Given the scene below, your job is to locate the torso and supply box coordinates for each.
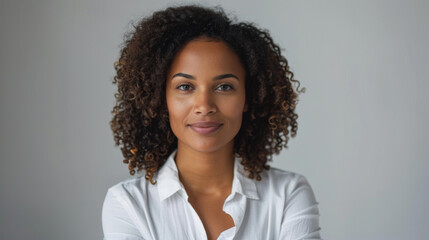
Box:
[187,192,235,240]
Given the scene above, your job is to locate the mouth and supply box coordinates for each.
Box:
[188,122,223,135]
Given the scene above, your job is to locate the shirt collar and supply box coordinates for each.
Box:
[156,149,260,201]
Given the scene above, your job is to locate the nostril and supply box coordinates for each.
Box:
[194,106,217,115]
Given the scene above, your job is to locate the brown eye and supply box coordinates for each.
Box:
[216,84,234,91]
[177,84,193,91]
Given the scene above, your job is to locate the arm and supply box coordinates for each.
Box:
[279,175,322,240]
[102,190,144,240]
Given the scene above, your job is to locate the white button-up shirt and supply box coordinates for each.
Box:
[102,150,322,240]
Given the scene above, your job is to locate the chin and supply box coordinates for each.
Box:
[181,138,233,153]
[189,142,225,153]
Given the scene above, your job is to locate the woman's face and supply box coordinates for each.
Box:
[166,38,247,153]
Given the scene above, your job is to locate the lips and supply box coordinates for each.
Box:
[188,121,223,135]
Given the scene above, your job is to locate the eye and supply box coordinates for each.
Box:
[216,84,234,91]
[176,84,193,91]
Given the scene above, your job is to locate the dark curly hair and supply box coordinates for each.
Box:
[111,5,304,184]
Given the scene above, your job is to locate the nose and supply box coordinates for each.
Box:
[193,89,217,116]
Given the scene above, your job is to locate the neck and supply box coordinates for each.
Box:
[175,141,235,195]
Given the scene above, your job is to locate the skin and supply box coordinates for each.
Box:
[166,37,247,240]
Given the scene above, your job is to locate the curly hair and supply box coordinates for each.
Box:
[111,5,304,184]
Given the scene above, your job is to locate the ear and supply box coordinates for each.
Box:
[243,102,248,112]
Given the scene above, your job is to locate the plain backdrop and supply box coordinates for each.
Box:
[1,0,428,239]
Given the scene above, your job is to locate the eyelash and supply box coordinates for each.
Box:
[176,83,234,92]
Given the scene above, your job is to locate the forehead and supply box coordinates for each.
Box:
[167,39,245,79]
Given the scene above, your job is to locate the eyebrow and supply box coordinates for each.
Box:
[171,73,239,81]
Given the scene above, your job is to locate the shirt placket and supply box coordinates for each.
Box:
[179,189,208,240]
[222,193,247,239]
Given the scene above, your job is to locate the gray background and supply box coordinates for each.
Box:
[1,0,428,239]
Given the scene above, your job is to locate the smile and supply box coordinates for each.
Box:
[188,122,223,135]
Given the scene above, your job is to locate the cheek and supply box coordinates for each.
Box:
[221,97,245,123]
[166,96,188,129]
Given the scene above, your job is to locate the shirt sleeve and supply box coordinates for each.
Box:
[279,175,322,240]
[102,189,144,240]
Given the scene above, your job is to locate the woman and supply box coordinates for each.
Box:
[102,5,321,240]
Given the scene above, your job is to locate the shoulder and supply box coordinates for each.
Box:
[262,169,322,238]
[261,167,310,189]
[103,173,161,216]
[258,167,317,203]
[107,173,146,194]
[102,174,160,239]
[105,173,158,203]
